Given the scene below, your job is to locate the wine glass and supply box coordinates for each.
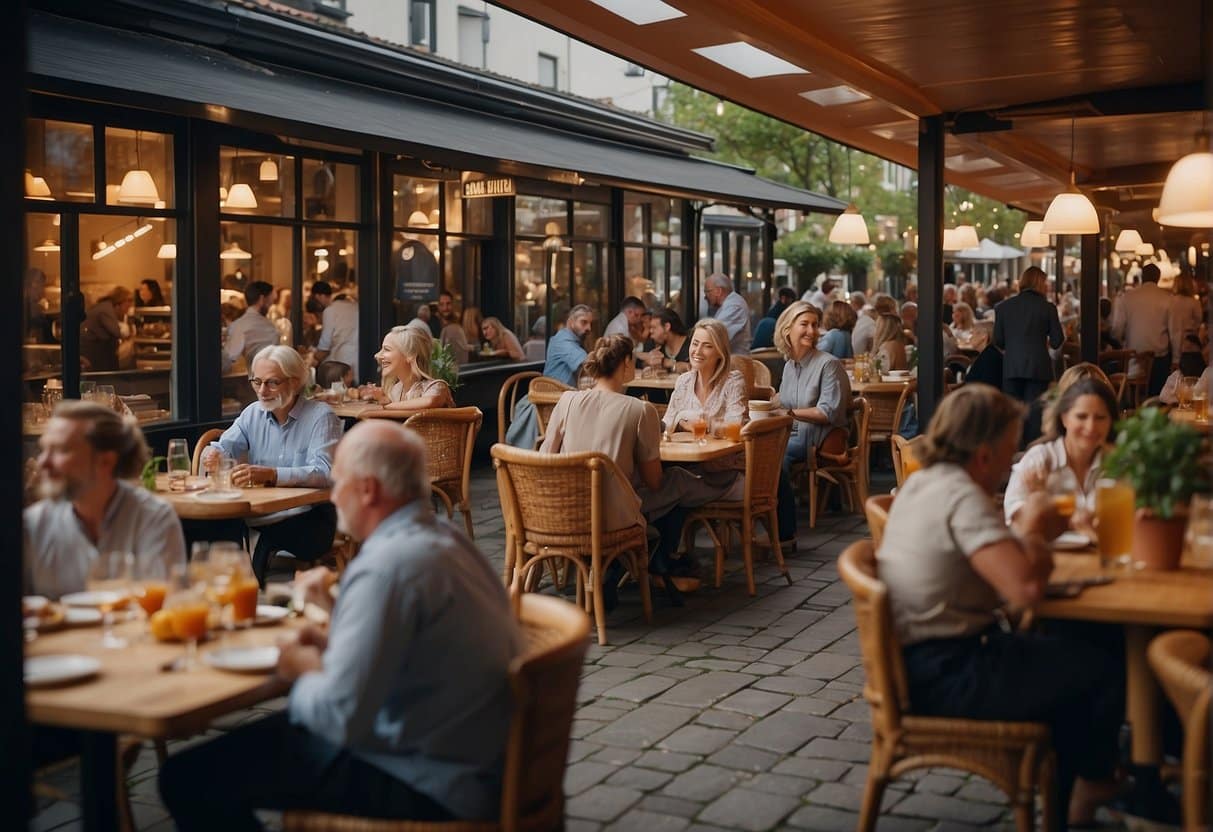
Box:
[132,558,169,640]
[88,551,134,648]
[167,438,190,492]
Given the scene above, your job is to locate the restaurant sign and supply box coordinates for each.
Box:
[463,175,515,199]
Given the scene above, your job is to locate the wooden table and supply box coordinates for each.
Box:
[850,378,911,395]
[1168,408,1211,434]
[329,401,380,420]
[156,474,330,520]
[626,374,682,391]
[27,617,297,831]
[1038,551,1213,768]
[659,434,742,463]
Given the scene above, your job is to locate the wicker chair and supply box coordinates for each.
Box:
[497,371,541,445]
[191,428,224,475]
[864,494,893,549]
[1147,630,1211,832]
[404,407,483,539]
[684,415,794,596]
[864,381,915,462]
[526,377,573,445]
[491,444,651,645]
[890,434,924,488]
[283,593,591,832]
[838,540,1055,832]
[804,398,870,529]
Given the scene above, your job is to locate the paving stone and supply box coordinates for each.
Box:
[913,773,966,796]
[785,651,860,680]
[715,688,791,717]
[805,781,892,813]
[829,700,872,722]
[751,676,826,697]
[955,779,1008,805]
[601,674,680,703]
[797,737,872,763]
[568,740,604,762]
[698,787,800,831]
[695,709,753,730]
[603,809,690,832]
[638,794,704,819]
[652,666,702,681]
[587,703,698,749]
[684,658,748,672]
[893,793,1006,825]
[580,667,646,698]
[634,750,700,773]
[735,710,847,754]
[566,784,643,823]
[708,645,768,663]
[604,766,674,792]
[739,661,784,676]
[780,696,843,716]
[771,756,850,782]
[656,671,757,709]
[657,724,737,755]
[566,820,603,832]
[565,761,619,796]
[662,764,743,802]
[637,655,684,672]
[702,633,747,646]
[703,744,781,773]
[588,747,642,766]
[739,634,786,650]
[745,772,812,797]
[665,642,712,658]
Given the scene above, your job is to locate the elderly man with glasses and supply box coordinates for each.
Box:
[199,344,342,582]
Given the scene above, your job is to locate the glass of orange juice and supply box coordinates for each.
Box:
[686,410,708,445]
[1095,479,1135,570]
[132,559,169,643]
[166,587,210,670]
[1194,392,1208,422]
[721,421,743,442]
[1046,469,1079,521]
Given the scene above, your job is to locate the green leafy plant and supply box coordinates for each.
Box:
[775,237,837,295]
[1103,407,1209,519]
[838,247,873,284]
[430,340,461,391]
[141,455,165,491]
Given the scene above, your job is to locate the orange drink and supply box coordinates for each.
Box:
[722,421,742,442]
[1052,493,1077,518]
[1095,479,1134,568]
[1195,393,1208,422]
[135,582,167,616]
[691,418,708,441]
[169,602,210,641]
[230,579,259,625]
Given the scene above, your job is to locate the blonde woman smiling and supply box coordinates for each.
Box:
[366,325,454,412]
[663,319,746,436]
[480,316,525,361]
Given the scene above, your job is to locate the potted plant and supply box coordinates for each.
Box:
[1102,407,1209,569]
[430,340,461,392]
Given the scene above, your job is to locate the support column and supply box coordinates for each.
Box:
[1080,232,1100,364]
[1054,236,1066,301]
[916,115,945,427]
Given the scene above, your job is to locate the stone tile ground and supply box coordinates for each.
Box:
[32,467,1123,831]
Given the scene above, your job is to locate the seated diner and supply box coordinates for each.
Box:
[364,325,455,412]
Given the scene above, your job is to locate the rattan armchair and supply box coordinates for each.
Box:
[890,434,924,488]
[806,397,870,529]
[837,540,1055,832]
[864,494,893,549]
[864,381,915,463]
[404,407,483,539]
[497,371,541,445]
[491,444,651,645]
[526,377,573,446]
[1147,630,1210,832]
[684,415,794,596]
[283,593,591,832]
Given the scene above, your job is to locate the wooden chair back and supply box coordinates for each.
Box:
[739,415,793,511]
[1098,349,1133,376]
[498,371,541,445]
[837,540,910,741]
[1147,630,1211,831]
[864,494,894,549]
[750,360,773,389]
[405,408,482,531]
[890,434,924,487]
[527,377,573,439]
[191,428,224,475]
[864,382,911,438]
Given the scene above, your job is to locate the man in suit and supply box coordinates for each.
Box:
[993,266,1064,404]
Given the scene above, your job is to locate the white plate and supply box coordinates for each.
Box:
[195,489,244,502]
[25,654,101,687]
[203,645,279,673]
[881,374,911,383]
[255,605,289,625]
[63,607,103,626]
[1054,531,1093,550]
[60,590,125,608]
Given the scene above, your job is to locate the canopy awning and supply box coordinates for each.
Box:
[27,14,845,215]
[949,238,1028,262]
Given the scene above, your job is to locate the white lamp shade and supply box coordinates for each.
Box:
[1135,242,1155,256]
[1189,246,1198,267]
[25,172,52,200]
[954,225,980,250]
[219,186,228,202]
[407,210,431,227]
[942,228,961,251]
[1019,220,1050,248]
[1041,190,1100,235]
[33,238,60,252]
[156,243,177,259]
[225,183,258,210]
[1157,152,1213,228]
[117,169,160,204]
[259,158,279,181]
[828,206,870,245]
[219,242,252,260]
[1113,229,1143,252]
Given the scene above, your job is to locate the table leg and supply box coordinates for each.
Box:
[1124,625,1161,765]
[79,731,119,832]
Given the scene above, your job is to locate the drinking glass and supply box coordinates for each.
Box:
[1046,468,1079,522]
[165,582,210,671]
[1177,376,1197,410]
[211,455,236,494]
[166,438,190,492]
[1184,494,1213,568]
[686,410,708,445]
[88,550,133,648]
[210,546,258,630]
[97,384,117,410]
[1193,391,1208,422]
[79,380,97,400]
[1095,479,1135,570]
[721,420,743,442]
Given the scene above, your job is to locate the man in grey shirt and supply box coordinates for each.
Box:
[313,280,361,380]
[24,401,185,599]
[223,281,280,373]
[161,420,523,828]
[704,272,752,355]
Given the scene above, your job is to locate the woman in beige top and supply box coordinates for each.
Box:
[480,316,525,361]
[949,302,989,352]
[663,318,747,435]
[366,325,454,412]
[871,312,908,372]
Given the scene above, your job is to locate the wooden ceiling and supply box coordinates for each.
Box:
[492,0,1208,230]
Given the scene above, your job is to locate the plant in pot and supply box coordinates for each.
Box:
[1102,407,1210,570]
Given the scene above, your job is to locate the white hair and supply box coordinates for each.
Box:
[340,422,430,503]
[706,273,734,291]
[251,344,309,385]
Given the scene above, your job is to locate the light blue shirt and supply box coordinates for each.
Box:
[779,349,850,453]
[543,327,588,386]
[818,328,854,359]
[212,395,341,487]
[711,291,752,355]
[289,501,522,819]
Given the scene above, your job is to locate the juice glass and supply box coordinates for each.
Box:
[721,421,743,442]
[230,578,260,628]
[166,589,210,670]
[686,410,707,445]
[1095,479,1134,569]
[1194,392,1208,422]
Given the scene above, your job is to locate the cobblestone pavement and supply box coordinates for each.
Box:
[32,466,1121,831]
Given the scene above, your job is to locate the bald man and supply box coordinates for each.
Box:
[162,421,522,828]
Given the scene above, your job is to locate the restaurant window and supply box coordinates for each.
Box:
[23,114,182,434]
[622,191,688,312]
[458,9,487,69]
[701,213,766,322]
[409,0,436,51]
[220,146,296,219]
[538,53,558,90]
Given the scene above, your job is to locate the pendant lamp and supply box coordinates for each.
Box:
[953,224,980,250]
[942,228,961,252]
[156,243,177,259]
[259,158,279,182]
[33,238,60,252]
[1157,146,1213,228]
[1041,118,1099,235]
[828,149,870,245]
[219,242,252,260]
[407,210,431,228]
[1135,242,1155,257]
[1113,229,1144,252]
[25,171,53,200]
[1019,220,1050,248]
[224,148,258,210]
[117,131,161,205]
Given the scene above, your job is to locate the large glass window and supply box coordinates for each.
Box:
[622,191,688,312]
[23,213,64,418]
[26,119,94,203]
[220,146,295,218]
[105,128,175,209]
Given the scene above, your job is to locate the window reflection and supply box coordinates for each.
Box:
[304,159,359,221]
[391,231,438,323]
[24,213,64,401]
[515,195,567,236]
[394,175,441,228]
[26,119,94,203]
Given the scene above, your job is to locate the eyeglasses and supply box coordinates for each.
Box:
[249,377,286,391]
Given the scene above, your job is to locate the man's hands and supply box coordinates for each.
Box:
[293,566,337,615]
[199,446,220,473]
[1015,491,1069,542]
[231,464,276,487]
[276,625,327,682]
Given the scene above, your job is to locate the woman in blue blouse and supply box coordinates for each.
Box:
[817,300,856,360]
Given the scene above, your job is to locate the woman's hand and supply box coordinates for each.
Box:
[1021,464,1050,495]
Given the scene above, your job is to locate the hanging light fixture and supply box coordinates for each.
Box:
[1135,242,1155,257]
[942,228,962,251]
[953,224,980,250]
[407,210,431,227]
[715,100,725,116]
[828,148,870,245]
[1019,220,1050,248]
[1113,229,1144,252]
[1156,137,1213,227]
[259,157,279,182]
[1041,117,1099,235]
[156,243,177,259]
[219,241,252,260]
[33,238,60,252]
[117,130,161,205]
[25,170,53,200]
[224,147,258,210]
